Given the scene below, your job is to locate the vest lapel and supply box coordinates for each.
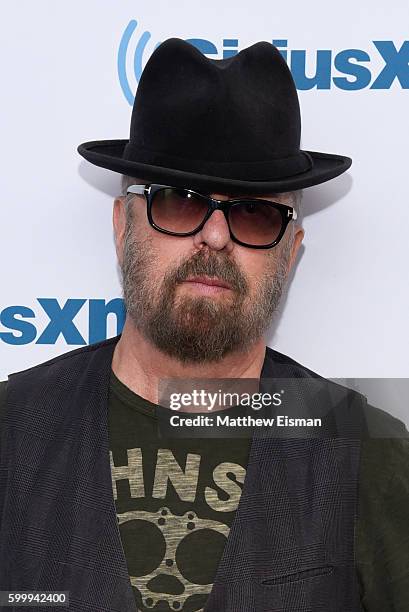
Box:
[1,335,137,612]
[204,346,364,612]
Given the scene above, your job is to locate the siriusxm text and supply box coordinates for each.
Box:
[0,299,125,345]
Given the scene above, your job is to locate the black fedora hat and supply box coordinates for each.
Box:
[78,38,351,195]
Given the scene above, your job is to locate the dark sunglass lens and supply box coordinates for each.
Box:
[229,201,283,246]
[150,188,209,233]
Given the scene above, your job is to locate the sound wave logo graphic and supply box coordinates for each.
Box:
[118,20,162,105]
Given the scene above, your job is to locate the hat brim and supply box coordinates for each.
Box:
[77,139,351,195]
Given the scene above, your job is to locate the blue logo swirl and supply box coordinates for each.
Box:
[118,20,162,105]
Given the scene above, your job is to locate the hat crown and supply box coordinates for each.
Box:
[125,38,301,166]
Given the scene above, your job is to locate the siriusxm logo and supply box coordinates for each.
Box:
[0,299,125,346]
[118,20,409,104]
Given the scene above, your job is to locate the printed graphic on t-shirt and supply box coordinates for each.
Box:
[110,445,248,612]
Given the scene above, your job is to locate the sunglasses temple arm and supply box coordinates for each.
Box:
[126,185,148,195]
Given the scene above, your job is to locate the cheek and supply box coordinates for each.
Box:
[150,234,195,275]
[239,249,270,278]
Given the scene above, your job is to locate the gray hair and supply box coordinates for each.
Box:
[121,175,146,209]
[120,174,303,223]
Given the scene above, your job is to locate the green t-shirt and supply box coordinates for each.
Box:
[109,371,250,612]
[1,376,409,612]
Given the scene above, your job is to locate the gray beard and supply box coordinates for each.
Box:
[120,215,291,364]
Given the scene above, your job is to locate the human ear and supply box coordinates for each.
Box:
[113,196,127,267]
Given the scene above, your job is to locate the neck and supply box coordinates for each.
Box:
[111,317,267,408]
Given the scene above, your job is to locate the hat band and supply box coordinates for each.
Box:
[122,143,313,181]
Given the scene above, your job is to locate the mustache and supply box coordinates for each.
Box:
[166,250,248,294]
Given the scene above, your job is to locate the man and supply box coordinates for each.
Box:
[0,38,408,612]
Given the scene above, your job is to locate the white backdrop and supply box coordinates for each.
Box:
[1,2,409,419]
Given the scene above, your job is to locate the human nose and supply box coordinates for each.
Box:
[192,196,234,252]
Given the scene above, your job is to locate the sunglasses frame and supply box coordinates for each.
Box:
[126,183,297,249]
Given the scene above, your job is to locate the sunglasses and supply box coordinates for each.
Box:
[126,183,297,249]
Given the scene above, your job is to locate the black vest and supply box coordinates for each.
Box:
[0,336,367,611]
